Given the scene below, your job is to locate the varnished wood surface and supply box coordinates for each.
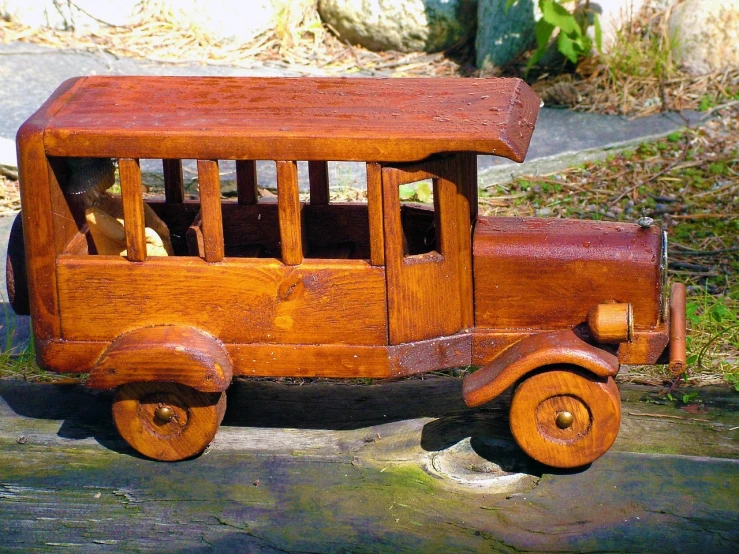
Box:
[509,369,621,468]
[463,330,619,408]
[308,161,329,205]
[235,160,258,205]
[16,77,87,340]
[473,217,663,331]
[112,382,226,461]
[366,163,385,266]
[382,156,474,344]
[119,158,147,262]
[276,160,303,265]
[40,76,539,162]
[669,282,687,374]
[87,326,233,392]
[162,159,184,204]
[196,159,225,262]
[56,256,388,345]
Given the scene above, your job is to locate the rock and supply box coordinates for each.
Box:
[0,0,277,44]
[668,0,739,75]
[160,0,277,44]
[0,138,17,169]
[318,0,477,52]
[0,0,139,31]
[592,0,647,51]
[476,0,537,68]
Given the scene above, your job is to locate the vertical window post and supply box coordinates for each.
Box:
[277,160,303,265]
[197,159,225,262]
[119,158,147,262]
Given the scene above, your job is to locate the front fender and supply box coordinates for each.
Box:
[86,326,233,392]
[463,330,619,407]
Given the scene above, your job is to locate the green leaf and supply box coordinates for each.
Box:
[542,1,580,35]
[593,13,603,53]
[415,181,433,203]
[557,33,580,64]
[682,392,699,404]
[398,184,416,201]
[534,18,556,49]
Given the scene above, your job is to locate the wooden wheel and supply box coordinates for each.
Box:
[6,212,30,315]
[509,368,621,469]
[112,382,226,461]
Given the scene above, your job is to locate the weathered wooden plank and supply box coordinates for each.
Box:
[0,380,737,552]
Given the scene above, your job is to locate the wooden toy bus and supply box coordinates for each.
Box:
[7,76,686,466]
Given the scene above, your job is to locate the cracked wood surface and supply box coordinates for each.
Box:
[0,378,738,552]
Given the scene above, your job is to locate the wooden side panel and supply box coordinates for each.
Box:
[16,77,88,340]
[229,343,391,378]
[197,159,225,262]
[163,159,185,204]
[276,160,303,265]
[308,161,329,205]
[366,163,385,267]
[382,156,472,344]
[235,160,258,205]
[119,158,147,262]
[473,217,663,330]
[57,257,388,345]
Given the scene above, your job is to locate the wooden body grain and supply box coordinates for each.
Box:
[56,256,388,345]
[41,77,539,163]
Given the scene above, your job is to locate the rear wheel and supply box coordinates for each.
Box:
[509,368,621,468]
[6,212,29,315]
[112,382,226,461]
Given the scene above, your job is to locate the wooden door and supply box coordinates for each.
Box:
[382,155,475,345]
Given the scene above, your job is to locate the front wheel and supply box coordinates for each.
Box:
[509,368,621,468]
[112,382,226,461]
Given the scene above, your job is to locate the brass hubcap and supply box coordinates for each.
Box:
[555,411,574,429]
[154,405,175,423]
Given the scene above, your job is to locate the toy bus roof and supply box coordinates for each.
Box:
[37,76,539,163]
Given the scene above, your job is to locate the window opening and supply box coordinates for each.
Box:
[399,178,439,257]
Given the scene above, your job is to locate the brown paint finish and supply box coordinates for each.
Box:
[56,256,388,345]
[42,77,538,162]
[473,217,663,330]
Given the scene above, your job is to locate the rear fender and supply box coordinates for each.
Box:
[86,326,233,392]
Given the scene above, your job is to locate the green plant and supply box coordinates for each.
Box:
[506,0,602,70]
[685,289,739,387]
[399,180,433,203]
